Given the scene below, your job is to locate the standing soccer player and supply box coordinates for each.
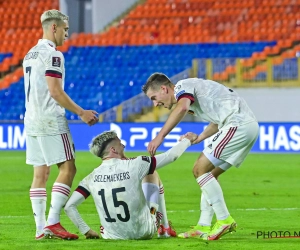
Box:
[23,10,98,240]
[64,131,196,239]
[142,73,259,240]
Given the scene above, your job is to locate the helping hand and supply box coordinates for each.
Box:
[80,110,98,126]
[147,136,164,156]
[179,132,199,144]
[85,229,100,239]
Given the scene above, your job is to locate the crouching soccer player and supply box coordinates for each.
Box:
[64,130,196,239]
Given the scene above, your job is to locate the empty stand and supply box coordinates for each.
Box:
[0,0,299,121]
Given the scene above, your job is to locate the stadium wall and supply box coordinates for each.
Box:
[1,122,299,153]
[157,88,300,123]
[59,0,139,34]
[235,88,300,122]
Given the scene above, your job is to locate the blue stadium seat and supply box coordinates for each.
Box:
[0,52,13,63]
[0,41,280,120]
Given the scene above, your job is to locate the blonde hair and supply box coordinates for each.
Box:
[40,9,68,28]
[89,131,118,158]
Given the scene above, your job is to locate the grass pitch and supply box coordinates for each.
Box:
[0,151,299,250]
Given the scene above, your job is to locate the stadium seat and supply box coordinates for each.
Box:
[0,0,299,120]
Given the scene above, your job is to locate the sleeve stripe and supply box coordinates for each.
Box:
[75,186,90,199]
[148,156,157,175]
[45,70,62,78]
[177,93,195,105]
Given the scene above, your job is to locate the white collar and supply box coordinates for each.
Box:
[38,39,56,49]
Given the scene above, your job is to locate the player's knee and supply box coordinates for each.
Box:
[33,168,50,183]
[143,171,159,186]
[71,165,77,176]
[192,163,201,178]
[192,161,207,178]
[66,165,77,178]
[59,161,77,176]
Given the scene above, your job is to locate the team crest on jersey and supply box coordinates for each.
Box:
[142,156,150,163]
[52,57,61,67]
[175,90,186,99]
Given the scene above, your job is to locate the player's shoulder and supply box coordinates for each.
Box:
[37,40,63,57]
[176,78,205,87]
[79,170,94,186]
[175,78,193,91]
[124,156,151,164]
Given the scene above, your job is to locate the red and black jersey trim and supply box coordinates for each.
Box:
[177,93,195,105]
[75,186,90,199]
[45,70,62,78]
[148,156,157,175]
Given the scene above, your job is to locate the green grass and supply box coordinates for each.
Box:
[0,151,300,250]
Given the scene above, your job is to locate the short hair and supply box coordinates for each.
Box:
[40,9,68,28]
[142,72,173,94]
[89,131,118,158]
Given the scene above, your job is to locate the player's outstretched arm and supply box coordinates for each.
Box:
[154,133,197,169]
[191,122,219,144]
[147,98,191,156]
[64,188,99,239]
[46,76,98,125]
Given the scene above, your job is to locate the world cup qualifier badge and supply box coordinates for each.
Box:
[52,57,61,67]
[142,156,150,163]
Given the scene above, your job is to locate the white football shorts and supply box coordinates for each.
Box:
[26,132,75,167]
[203,121,259,168]
[101,213,157,240]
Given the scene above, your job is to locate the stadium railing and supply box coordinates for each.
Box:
[193,55,300,88]
[98,69,190,122]
[98,53,300,122]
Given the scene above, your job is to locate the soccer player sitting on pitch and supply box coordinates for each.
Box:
[64,131,196,239]
[142,73,259,240]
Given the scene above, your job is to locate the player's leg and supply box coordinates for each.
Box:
[142,171,160,214]
[39,133,78,240]
[197,122,259,240]
[198,153,237,240]
[199,167,225,227]
[26,135,50,240]
[192,153,235,241]
[178,166,226,239]
[142,171,160,234]
[46,159,76,225]
[156,174,176,238]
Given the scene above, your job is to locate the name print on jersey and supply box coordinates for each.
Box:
[94,171,130,183]
[24,52,39,60]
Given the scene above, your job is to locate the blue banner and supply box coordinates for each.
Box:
[0,122,299,152]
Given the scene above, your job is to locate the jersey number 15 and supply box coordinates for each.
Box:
[98,187,130,223]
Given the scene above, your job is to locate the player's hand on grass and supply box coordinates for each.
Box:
[85,229,100,239]
[80,110,98,126]
[147,136,164,156]
[180,132,199,144]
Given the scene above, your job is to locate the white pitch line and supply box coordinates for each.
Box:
[168,208,300,213]
[236,208,300,211]
[0,208,299,219]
